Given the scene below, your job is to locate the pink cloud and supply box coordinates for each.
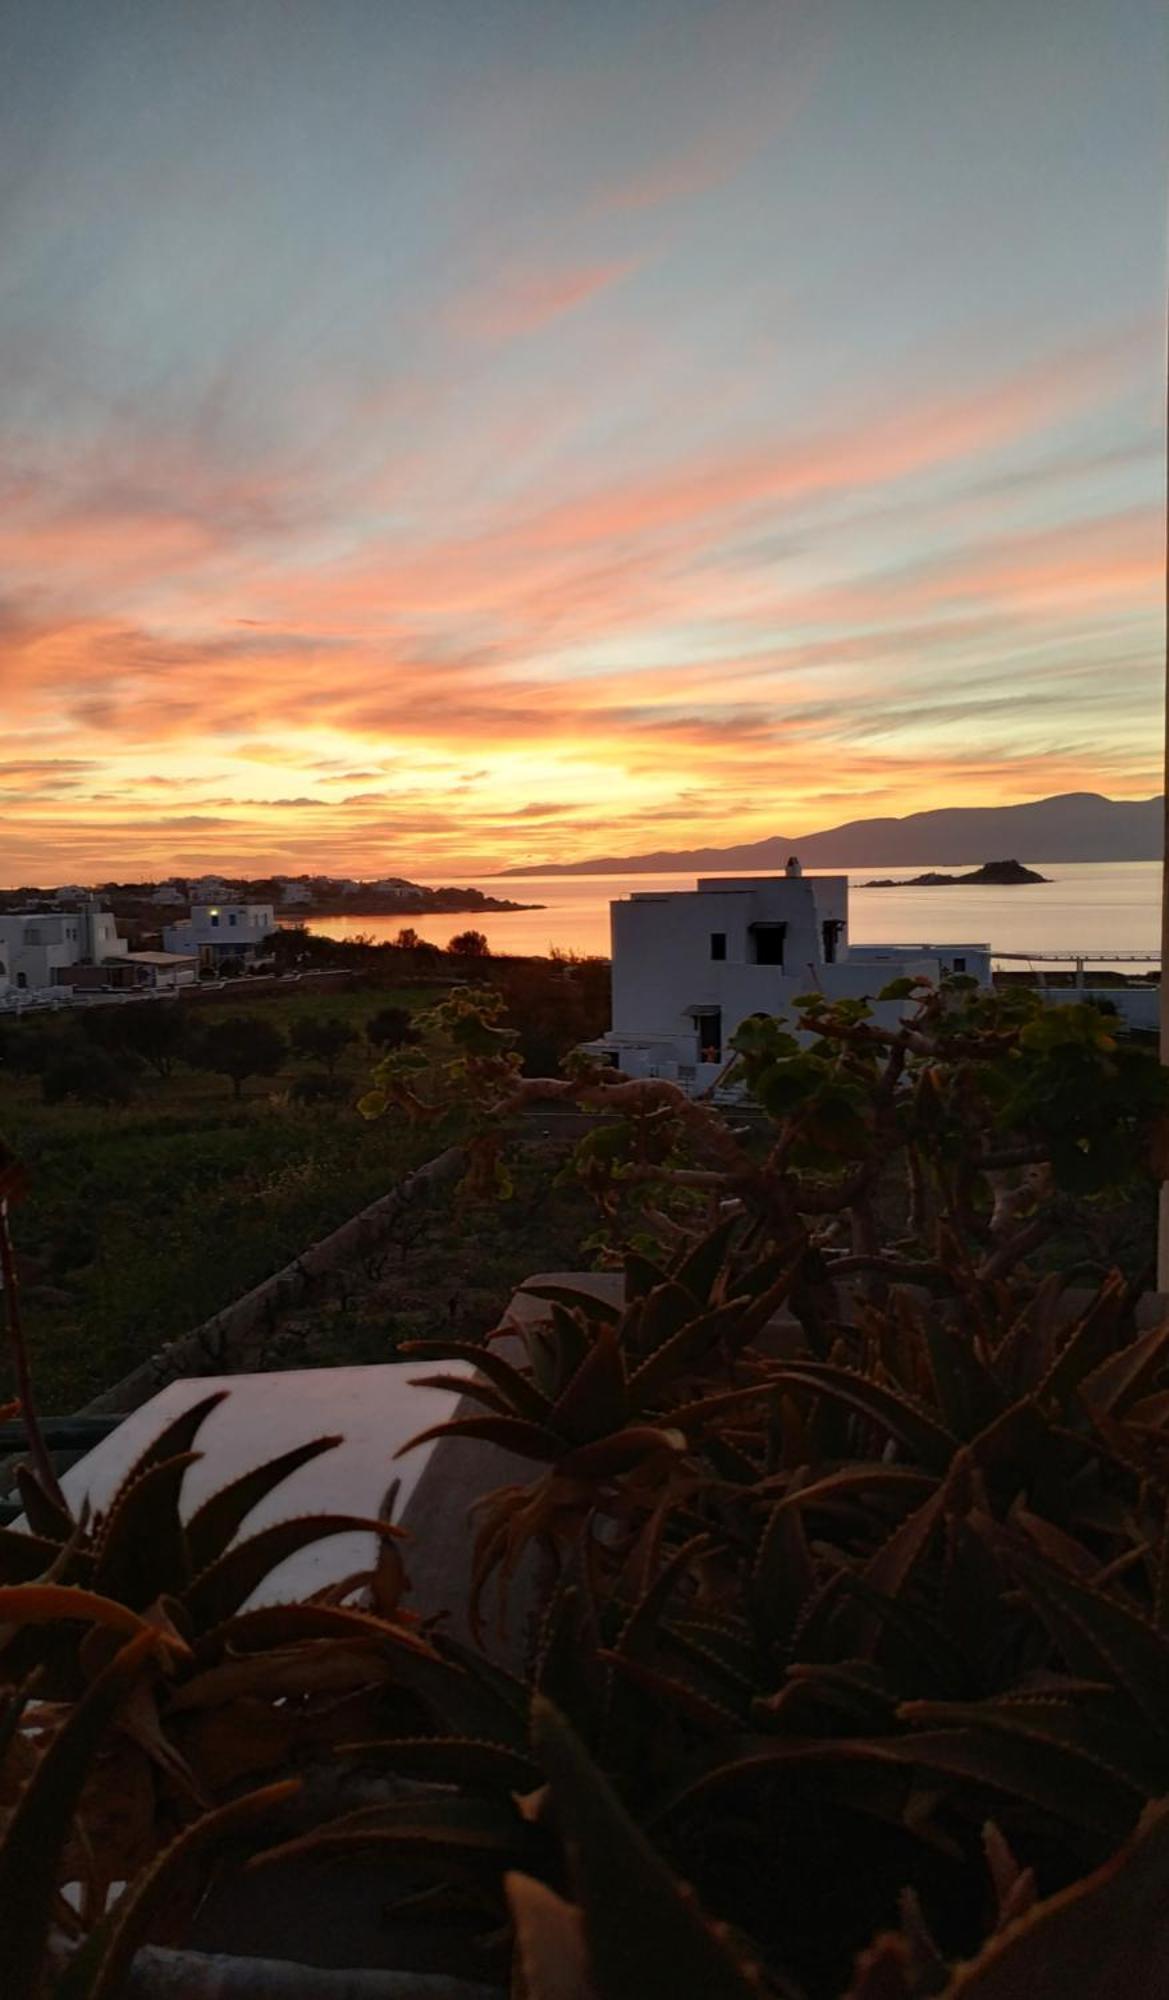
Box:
[449,258,639,340]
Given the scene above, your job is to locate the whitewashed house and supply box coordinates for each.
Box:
[581,862,990,1093]
[162,903,276,969]
[0,901,129,994]
[277,879,315,907]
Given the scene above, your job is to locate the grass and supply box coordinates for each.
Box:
[0,980,444,1410]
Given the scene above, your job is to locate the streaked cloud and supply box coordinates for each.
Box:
[0,0,1163,881]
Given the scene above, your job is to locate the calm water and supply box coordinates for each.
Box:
[302,861,1160,965]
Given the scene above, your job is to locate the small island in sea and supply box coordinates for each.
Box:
[863,859,1049,888]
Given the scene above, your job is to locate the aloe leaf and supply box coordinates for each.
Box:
[749,1478,815,1655]
[627,1295,768,1412]
[559,1426,686,1480]
[849,1487,948,1658]
[396,1412,567,1463]
[843,1930,916,1998]
[531,1696,762,2000]
[869,1725,1140,1841]
[551,1323,628,1445]
[91,1452,200,1608]
[0,1582,187,1648]
[673,1214,741,1306]
[942,1793,1169,1996]
[371,1642,531,1750]
[0,1628,161,2000]
[613,1532,711,1665]
[637,1279,711,1358]
[52,1778,298,2000]
[182,1434,343,1575]
[752,1463,936,1511]
[338,1734,540,1789]
[1035,1276,1129,1410]
[401,1337,555,1422]
[506,1870,594,2000]
[15,1466,76,1543]
[184,1513,404,1627]
[408,1370,517,1419]
[924,1320,1004,1437]
[1004,1544,1169,1749]
[766,1659,896,1732]
[0,1525,89,1585]
[903,1695,1165,1799]
[519,1281,623,1326]
[1078,1320,1169,1419]
[193,1598,436,1662]
[601,1649,746,1731]
[98,1390,228,1517]
[830,1573,972,1696]
[623,1247,669,1304]
[249,1791,535,1877]
[663,1620,763,1701]
[671,1367,958,1473]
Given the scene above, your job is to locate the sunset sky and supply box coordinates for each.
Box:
[2,0,1166,883]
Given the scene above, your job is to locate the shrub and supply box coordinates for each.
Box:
[41,1046,140,1106]
[448,928,490,957]
[188,1014,287,1098]
[365,1004,419,1051]
[288,1013,356,1074]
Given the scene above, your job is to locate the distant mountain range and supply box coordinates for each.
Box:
[499,793,1164,874]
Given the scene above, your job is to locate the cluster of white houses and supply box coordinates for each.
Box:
[0,867,1156,1051]
[0,900,277,1004]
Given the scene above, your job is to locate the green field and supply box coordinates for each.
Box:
[0,980,446,1410]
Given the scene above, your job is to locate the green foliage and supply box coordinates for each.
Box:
[188,1013,288,1098]
[365,1004,419,1051]
[41,1048,140,1108]
[288,1012,356,1074]
[81,1001,191,1077]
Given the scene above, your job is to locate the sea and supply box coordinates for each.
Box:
[297,860,1161,968]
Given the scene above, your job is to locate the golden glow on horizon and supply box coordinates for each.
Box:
[1,3,1163,884]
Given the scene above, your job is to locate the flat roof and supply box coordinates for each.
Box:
[120,951,198,964]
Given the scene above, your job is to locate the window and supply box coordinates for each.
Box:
[229,913,238,927]
[953,956,966,973]
[710,932,726,961]
[822,918,845,964]
[693,1009,722,1062]
[210,914,219,927]
[750,923,786,966]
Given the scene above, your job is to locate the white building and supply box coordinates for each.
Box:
[582,862,991,1092]
[0,902,129,994]
[162,903,276,968]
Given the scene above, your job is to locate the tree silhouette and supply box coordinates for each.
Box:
[190,1015,287,1099]
[448,929,490,958]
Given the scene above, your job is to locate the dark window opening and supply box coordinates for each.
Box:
[750,923,786,966]
[710,932,727,961]
[822,918,845,964]
[953,956,966,973]
[693,1009,722,1062]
